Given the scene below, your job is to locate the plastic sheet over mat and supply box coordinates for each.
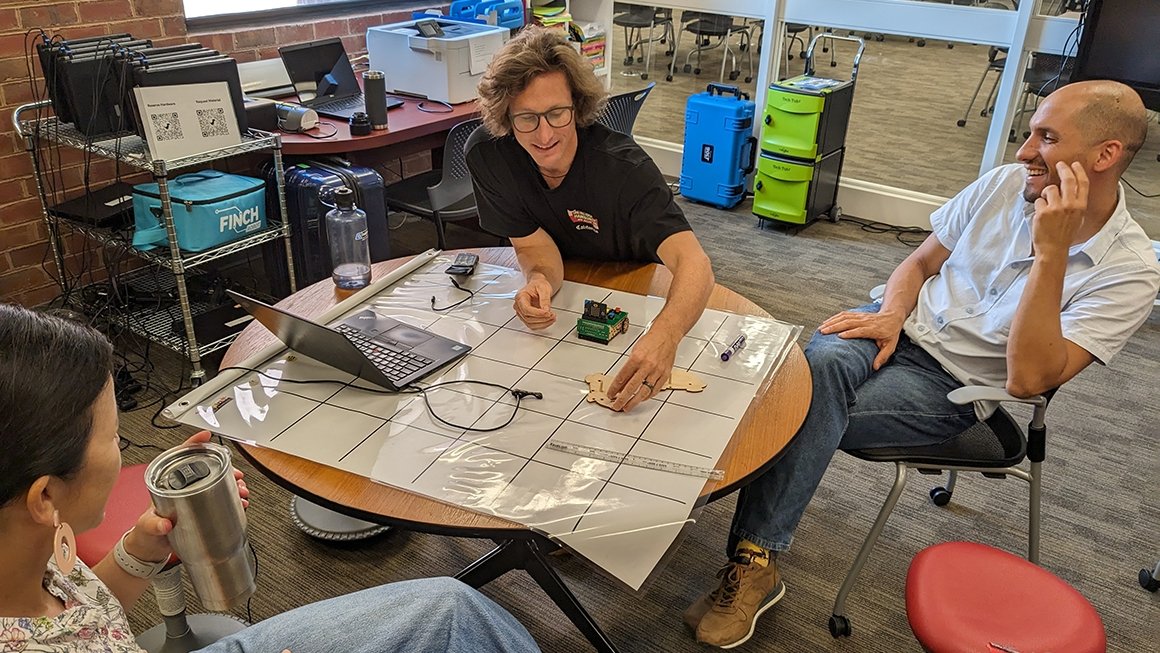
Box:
[165,253,803,590]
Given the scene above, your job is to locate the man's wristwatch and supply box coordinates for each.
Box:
[113,531,170,579]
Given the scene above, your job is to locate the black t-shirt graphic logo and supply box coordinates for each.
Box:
[568,209,599,233]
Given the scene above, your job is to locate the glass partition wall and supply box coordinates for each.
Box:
[606,0,1156,237]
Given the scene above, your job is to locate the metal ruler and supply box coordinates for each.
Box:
[547,441,725,481]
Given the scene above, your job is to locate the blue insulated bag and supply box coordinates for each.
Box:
[132,170,267,252]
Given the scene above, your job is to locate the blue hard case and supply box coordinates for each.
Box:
[679,84,758,209]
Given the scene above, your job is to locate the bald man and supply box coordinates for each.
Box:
[686,80,1160,649]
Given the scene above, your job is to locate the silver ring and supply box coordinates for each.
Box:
[641,380,655,391]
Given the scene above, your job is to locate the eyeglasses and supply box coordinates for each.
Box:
[510,106,574,133]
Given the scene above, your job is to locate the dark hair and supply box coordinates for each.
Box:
[0,303,114,507]
[476,26,608,137]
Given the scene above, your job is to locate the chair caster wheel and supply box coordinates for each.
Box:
[947,43,955,49]
[829,615,852,638]
[665,74,673,82]
[729,71,740,81]
[956,119,967,127]
[623,57,633,66]
[930,487,952,506]
[641,73,649,80]
[876,34,885,42]
[636,57,644,63]
[828,206,842,223]
[683,64,692,73]
[1140,568,1159,592]
[788,54,795,60]
[744,76,753,83]
[917,39,927,47]
[799,50,807,58]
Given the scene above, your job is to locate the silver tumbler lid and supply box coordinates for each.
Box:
[363,70,385,80]
[146,443,230,497]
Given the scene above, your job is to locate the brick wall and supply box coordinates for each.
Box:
[0,0,432,306]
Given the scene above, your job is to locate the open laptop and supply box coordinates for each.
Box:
[227,290,470,391]
[278,38,403,120]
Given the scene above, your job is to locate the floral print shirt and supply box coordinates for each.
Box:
[0,559,142,652]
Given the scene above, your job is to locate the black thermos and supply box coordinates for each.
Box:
[363,70,389,130]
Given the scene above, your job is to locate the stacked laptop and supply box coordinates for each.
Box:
[35,33,247,141]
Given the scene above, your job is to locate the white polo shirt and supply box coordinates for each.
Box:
[903,164,1160,417]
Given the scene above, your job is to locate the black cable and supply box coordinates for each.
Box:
[417,100,454,114]
[119,435,165,452]
[840,215,931,247]
[214,366,541,433]
[1121,176,1160,198]
[246,541,258,624]
[430,277,475,311]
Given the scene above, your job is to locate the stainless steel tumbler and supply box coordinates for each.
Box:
[145,442,255,611]
[363,70,389,130]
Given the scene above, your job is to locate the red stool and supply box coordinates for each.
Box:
[76,465,245,653]
[906,542,1106,653]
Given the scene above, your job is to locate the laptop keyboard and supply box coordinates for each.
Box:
[315,95,363,112]
[334,323,434,383]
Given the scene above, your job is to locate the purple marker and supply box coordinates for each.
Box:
[720,333,747,361]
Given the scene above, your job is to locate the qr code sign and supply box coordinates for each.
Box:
[150,112,182,141]
[196,108,229,137]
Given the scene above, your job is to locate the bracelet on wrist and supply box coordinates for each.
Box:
[113,531,169,580]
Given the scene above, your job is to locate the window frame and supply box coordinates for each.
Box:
[183,0,426,31]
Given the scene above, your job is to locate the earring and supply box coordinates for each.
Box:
[53,510,77,575]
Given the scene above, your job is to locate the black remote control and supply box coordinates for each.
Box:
[446,252,479,276]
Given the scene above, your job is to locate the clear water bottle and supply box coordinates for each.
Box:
[325,187,371,291]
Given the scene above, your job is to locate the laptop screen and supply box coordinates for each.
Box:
[279,38,360,103]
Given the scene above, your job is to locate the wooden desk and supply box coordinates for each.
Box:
[278,99,479,158]
[223,248,811,651]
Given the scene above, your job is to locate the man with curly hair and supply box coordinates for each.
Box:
[468,26,715,413]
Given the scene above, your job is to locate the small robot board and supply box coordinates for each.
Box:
[577,300,629,345]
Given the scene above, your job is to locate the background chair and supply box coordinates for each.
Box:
[76,464,246,652]
[665,12,754,84]
[612,4,674,81]
[596,82,655,136]
[956,46,1007,128]
[907,542,1107,653]
[1010,52,1074,141]
[384,117,503,250]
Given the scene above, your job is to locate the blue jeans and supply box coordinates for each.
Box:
[728,305,978,554]
[200,577,540,653]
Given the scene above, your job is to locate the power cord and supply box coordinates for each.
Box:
[215,366,542,433]
[840,215,931,247]
[430,277,475,311]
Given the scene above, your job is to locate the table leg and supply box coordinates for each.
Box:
[455,539,620,653]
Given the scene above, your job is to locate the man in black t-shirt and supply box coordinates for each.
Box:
[468,27,715,413]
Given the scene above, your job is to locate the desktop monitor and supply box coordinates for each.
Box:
[1073,0,1160,111]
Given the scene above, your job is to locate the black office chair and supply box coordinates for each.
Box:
[665,12,753,84]
[1010,52,1074,141]
[956,46,1007,128]
[612,4,674,80]
[830,384,1055,638]
[595,82,655,135]
[384,117,500,250]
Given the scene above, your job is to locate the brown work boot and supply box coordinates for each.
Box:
[694,553,786,648]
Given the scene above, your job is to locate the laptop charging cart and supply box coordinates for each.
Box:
[367,19,511,104]
[753,34,864,227]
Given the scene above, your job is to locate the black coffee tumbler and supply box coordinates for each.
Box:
[363,70,388,130]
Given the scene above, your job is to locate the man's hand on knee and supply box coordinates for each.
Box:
[819,310,906,370]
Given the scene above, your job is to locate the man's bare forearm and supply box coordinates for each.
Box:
[651,249,714,344]
[1006,254,1069,396]
[511,231,564,293]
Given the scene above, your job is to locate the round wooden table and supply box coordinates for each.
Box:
[222,247,811,652]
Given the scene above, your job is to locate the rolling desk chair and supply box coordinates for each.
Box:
[956,46,1007,128]
[612,4,674,80]
[665,12,754,84]
[385,117,502,250]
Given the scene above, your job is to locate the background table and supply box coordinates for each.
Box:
[278,100,479,158]
[222,247,812,651]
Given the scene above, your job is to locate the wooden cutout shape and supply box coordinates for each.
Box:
[662,369,707,393]
[584,373,615,409]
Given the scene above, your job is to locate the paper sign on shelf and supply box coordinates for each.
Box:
[133,81,243,161]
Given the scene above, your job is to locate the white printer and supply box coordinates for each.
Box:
[367,19,510,105]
